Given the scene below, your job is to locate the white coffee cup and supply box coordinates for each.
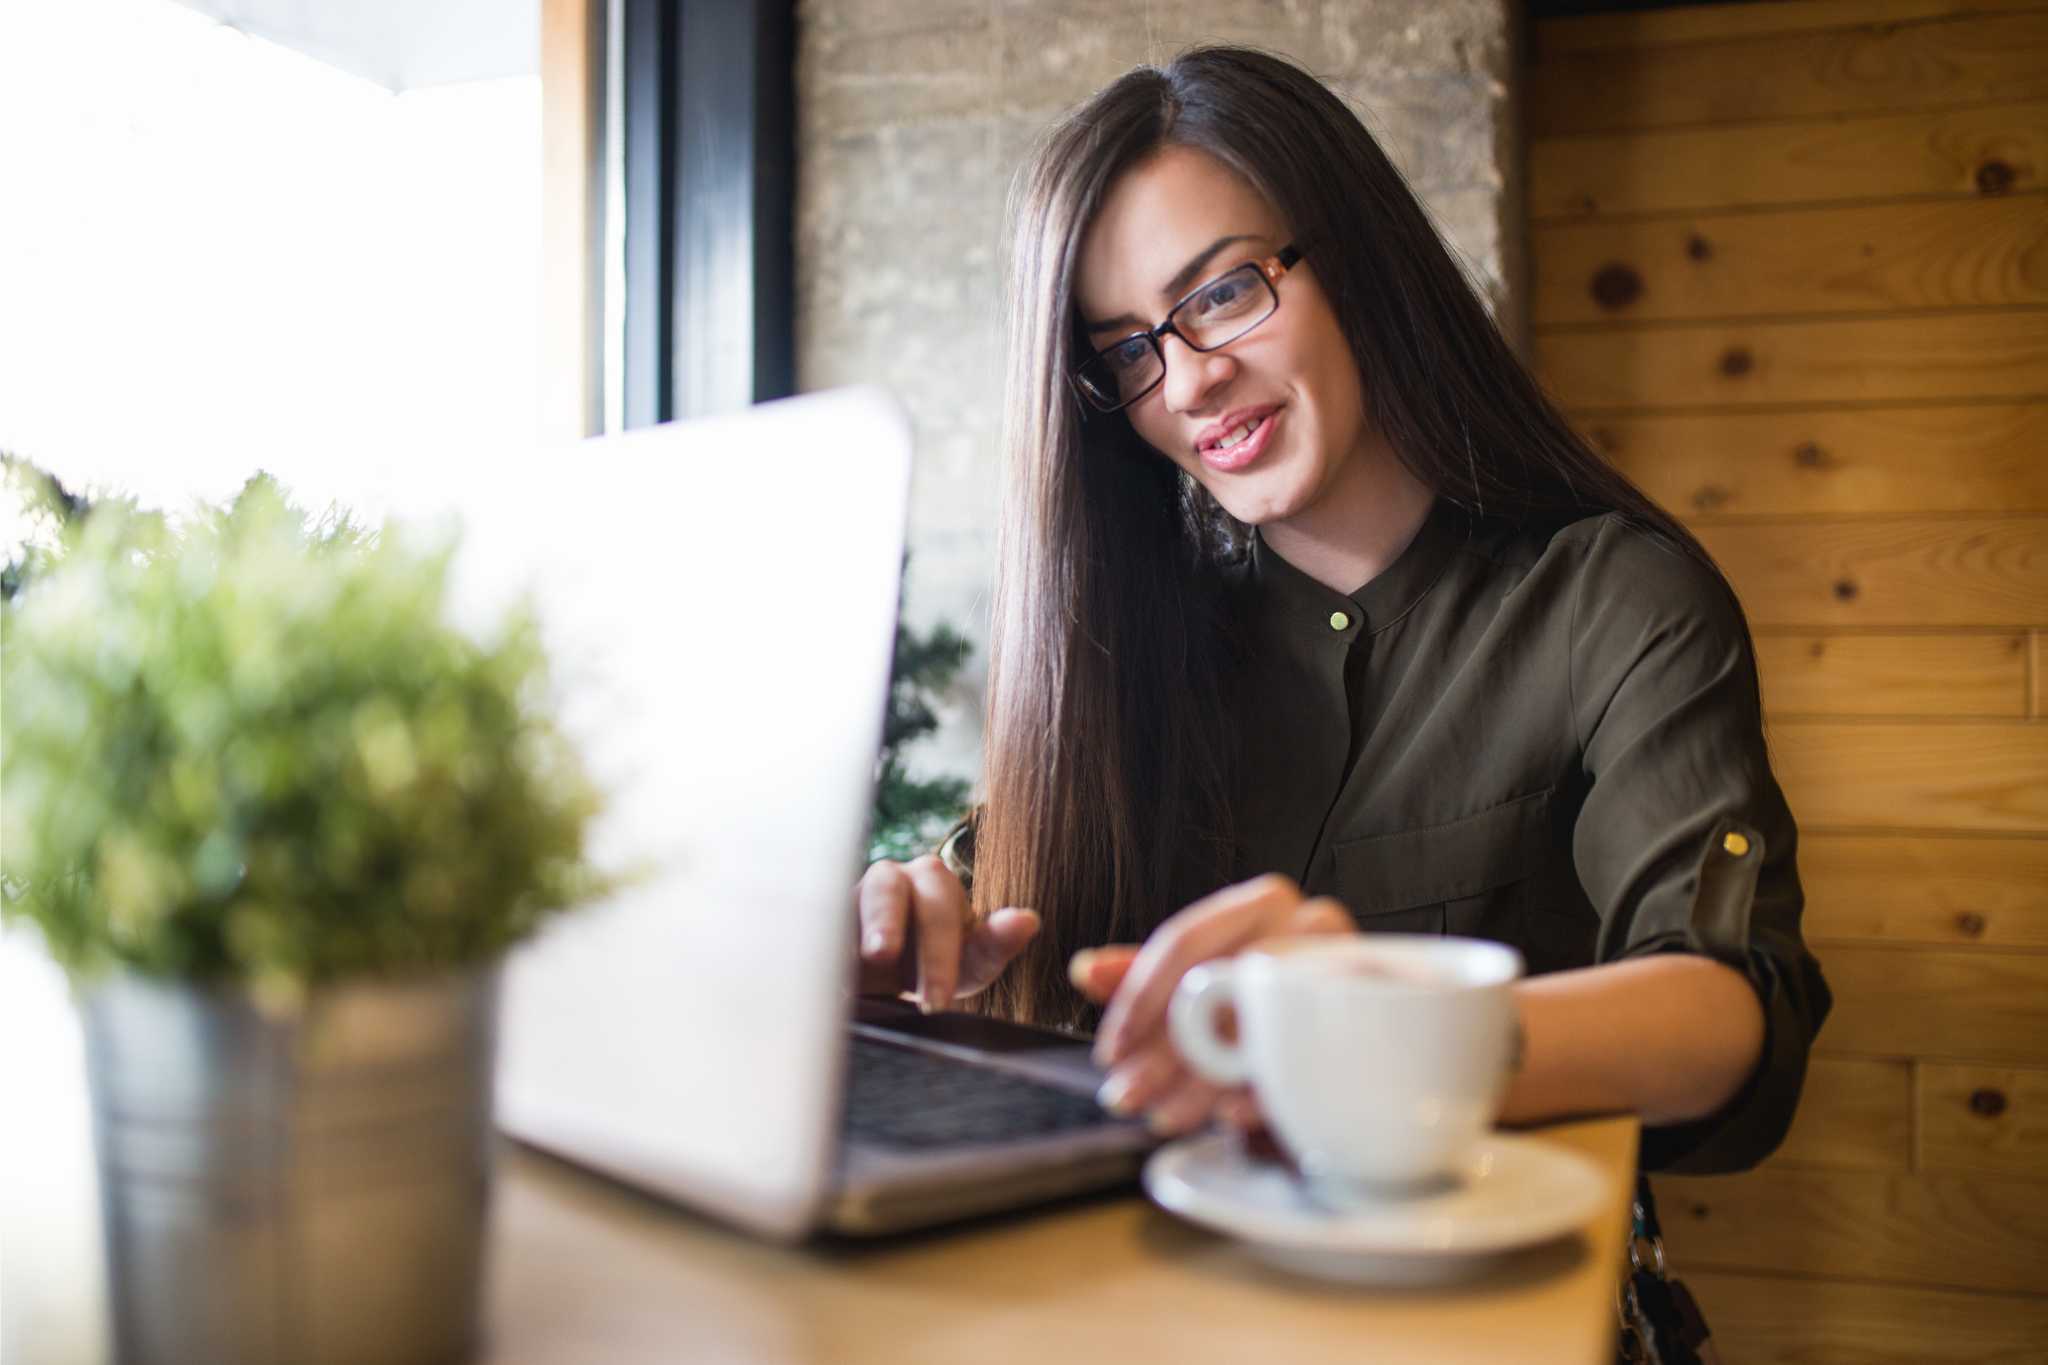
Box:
[1169,935,1524,1204]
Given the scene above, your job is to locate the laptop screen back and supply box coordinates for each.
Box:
[462,390,913,1239]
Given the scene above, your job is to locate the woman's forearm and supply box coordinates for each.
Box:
[1499,954,1766,1128]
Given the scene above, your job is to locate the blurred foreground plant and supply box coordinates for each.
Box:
[0,464,608,1001]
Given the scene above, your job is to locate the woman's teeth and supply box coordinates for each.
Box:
[1217,418,1259,450]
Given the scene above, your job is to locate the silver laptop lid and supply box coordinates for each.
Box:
[460,388,913,1241]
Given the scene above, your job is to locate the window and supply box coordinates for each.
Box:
[0,0,541,521]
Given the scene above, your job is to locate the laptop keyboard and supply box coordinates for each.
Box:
[841,1035,1120,1151]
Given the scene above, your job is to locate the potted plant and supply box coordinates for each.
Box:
[1,463,608,1365]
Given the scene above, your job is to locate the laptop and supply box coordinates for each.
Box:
[450,388,1155,1240]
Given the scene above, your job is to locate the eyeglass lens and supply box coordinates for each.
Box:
[1078,262,1278,410]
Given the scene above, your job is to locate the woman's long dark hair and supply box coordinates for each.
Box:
[975,46,1737,1028]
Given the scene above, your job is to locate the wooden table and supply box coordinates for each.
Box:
[2,932,1635,1365]
[8,1110,1635,1365]
[483,1116,1639,1365]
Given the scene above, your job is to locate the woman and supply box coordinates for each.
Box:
[856,46,1828,1175]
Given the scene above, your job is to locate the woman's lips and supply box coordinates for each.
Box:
[1199,409,1280,473]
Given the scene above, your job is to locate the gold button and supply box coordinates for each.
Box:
[1328,611,1351,632]
[1722,831,1751,857]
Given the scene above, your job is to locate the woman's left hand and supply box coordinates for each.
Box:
[1070,874,1355,1136]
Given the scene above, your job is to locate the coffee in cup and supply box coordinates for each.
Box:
[1169,935,1523,1205]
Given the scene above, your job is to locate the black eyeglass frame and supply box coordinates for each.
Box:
[1070,243,1304,414]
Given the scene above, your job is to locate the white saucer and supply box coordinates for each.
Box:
[1142,1132,1609,1286]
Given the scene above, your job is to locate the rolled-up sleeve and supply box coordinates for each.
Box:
[1569,521,1832,1174]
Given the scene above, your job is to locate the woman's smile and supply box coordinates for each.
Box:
[1196,405,1281,472]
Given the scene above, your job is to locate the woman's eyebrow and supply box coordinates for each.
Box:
[1163,234,1259,299]
[1081,233,1262,334]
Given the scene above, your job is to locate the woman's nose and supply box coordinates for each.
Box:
[1159,334,1235,414]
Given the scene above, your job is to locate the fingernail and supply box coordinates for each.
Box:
[1096,1071,1134,1115]
[863,931,885,956]
[1068,949,1098,990]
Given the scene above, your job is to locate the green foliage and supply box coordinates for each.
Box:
[868,613,972,864]
[2,455,95,603]
[1,465,608,1000]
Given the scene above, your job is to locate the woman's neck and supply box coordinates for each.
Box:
[1259,437,1437,594]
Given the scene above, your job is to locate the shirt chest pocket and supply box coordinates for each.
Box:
[1330,789,1554,946]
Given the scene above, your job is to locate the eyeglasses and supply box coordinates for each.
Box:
[1071,244,1303,414]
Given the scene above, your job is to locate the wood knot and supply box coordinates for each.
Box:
[1685,234,1712,261]
[1719,347,1754,377]
[1808,640,1827,659]
[1969,1087,2008,1118]
[1691,485,1731,511]
[1577,194,1599,215]
[1955,911,1988,938]
[1794,441,1828,468]
[1832,579,1859,602]
[1590,263,1644,311]
[1689,1203,1710,1220]
[1976,159,2016,196]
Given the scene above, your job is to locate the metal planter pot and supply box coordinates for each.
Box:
[81,966,500,1365]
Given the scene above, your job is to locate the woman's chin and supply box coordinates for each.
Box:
[1209,484,1307,531]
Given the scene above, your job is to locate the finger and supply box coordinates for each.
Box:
[956,908,1040,999]
[1216,1090,1261,1130]
[1095,873,1302,1065]
[855,863,912,963]
[1067,944,1141,1003]
[1142,1074,1225,1138]
[1094,1040,1185,1118]
[1289,897,1355,937]
[901,855,968,1014]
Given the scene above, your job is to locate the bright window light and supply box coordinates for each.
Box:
[0,0,541,522]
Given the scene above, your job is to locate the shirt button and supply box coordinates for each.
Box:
[1328,611,1351,632]
[1722,831,1751,857]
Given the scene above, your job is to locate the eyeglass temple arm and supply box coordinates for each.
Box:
[1258,244,1305,284]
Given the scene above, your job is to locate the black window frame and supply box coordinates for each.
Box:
[620,0,794,427]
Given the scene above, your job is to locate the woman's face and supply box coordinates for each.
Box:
[1072,145,1376,531]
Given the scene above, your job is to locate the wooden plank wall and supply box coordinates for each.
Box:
[1528,3,2048,1359]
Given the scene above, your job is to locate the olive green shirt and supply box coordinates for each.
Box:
[1231,500,1830,1175]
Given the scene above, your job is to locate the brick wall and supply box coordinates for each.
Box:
[795,0,1522,784]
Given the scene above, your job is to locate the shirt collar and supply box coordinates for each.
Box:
[1248,497,1467,638]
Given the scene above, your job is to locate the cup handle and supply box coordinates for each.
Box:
[1169,962,1249,1087]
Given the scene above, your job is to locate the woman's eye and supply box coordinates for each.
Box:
[1104,338,1151,371]
[1192,275,1257,319]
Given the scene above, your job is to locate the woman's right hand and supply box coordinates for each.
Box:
[853,856,1041,1014]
